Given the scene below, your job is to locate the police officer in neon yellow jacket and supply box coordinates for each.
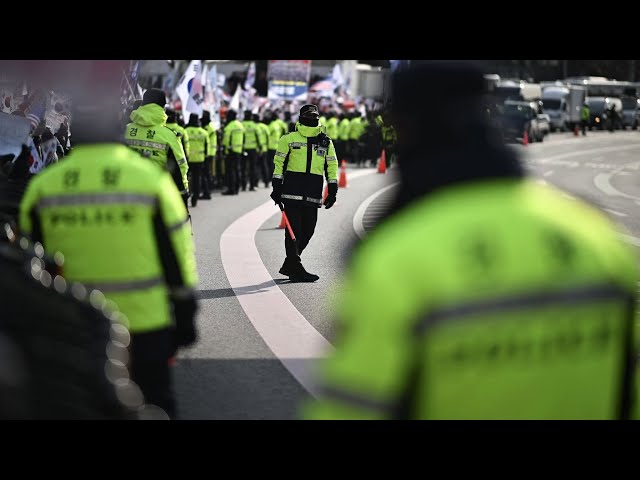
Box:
[166,108,190,160]
[241,109,262,191]
[270,104,338,282]
[184,113,210,206]
[222,109,245,195]
[19,82,199,419]
[201,110,217,190]
[302,61,640,420]
[255,113,271,188]
[124,89,190,207]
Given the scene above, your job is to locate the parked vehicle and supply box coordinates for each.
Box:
[499,100,549,143]
[541,84,587,132]
[621,97,640,130]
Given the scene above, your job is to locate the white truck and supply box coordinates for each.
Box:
[541,84,586,132]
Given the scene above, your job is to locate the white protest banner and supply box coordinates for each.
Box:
[0,112,32,158]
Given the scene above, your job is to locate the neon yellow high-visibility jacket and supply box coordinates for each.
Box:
[268,119,285,150]
[19,144,198,334]
[272,122,338,207]
[326,117,339,140]
[349,116,363,140]
[277,118,288,138]
[125,103,189,195]
[241,119,261,151]
[338,118,351,141]
[256,122,270,154]
[184,126,208,164]
[302,179,639,419]
[319,116,327,127]
[166,122,190,159]
[203,122,217,157]
[223,119,245,155]
[581,105,590,121]
[382,124,397,143]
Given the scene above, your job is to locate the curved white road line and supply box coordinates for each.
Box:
[219,168,376,397]
[353,183,400,239]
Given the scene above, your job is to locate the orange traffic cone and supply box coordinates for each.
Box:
[378,149,387,173]
[338,159,348,188]
[277,212,286,229]
[574,124,579,136]
[522,129,529,146]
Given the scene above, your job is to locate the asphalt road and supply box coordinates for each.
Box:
[175,131,640,419]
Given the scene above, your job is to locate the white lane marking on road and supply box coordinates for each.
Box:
[603,208,628,217]
[594,172,640,202]
[353,183,400,239]
[219,168,377,397]
[543,170,554,177]
[529,143,640,169]
[620,234,640,247]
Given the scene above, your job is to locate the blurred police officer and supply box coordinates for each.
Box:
[124,89,190,208]
[201,111,218,191]
[19,62,199,418]
[166,108,190,164]
[254,113,270,188]
[302,61,639,420]
[241,109,261,191]
[222,109,245,195]
[270,104,339,282]
[184,113,210,206]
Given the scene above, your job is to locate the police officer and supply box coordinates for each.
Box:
[254,113,270,188]
[124,89,190,208]
[380,111,397,168]
[19,67,199,419]
[302,61,639,420]
[267,110,285,185]
[270,104,339,282]
[201,111,218,191]
[222,109,245,195]
[184,113,210,206]
[241,109,261,191]
[336,112,351,163]
[166,109,190,166]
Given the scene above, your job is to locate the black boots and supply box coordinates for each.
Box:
[279,257,319,282]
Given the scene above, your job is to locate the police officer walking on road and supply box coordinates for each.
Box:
[271,104,339,282]
[581,101,590,136]
[302,61,639,420]
[184,113,210,206]
[19,61,199,419]
[124,89,190,208]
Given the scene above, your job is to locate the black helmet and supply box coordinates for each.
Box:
[299,104,319,120]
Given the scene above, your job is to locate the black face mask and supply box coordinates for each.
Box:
[299,115,319,127]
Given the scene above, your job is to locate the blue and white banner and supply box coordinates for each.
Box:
[267,60,311,101]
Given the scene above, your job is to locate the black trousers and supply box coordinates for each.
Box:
[581,119,588,135]
[129,328,176,419]
[189,163,209,203]
[243,149,258,189]
[334,140,345,164]
[204,156,214,190]
[225,153,240,194]
[284,202,319,262]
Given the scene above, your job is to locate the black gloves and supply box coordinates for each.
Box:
[270,177,282,205]
[172,292,198,349]
[324,183,337,209]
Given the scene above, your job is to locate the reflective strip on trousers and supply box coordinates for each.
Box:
[125,139,169,151]
[37,193,157,209]
[80,276,164,293]
[281,194,304,201]
[306,197,322,204]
